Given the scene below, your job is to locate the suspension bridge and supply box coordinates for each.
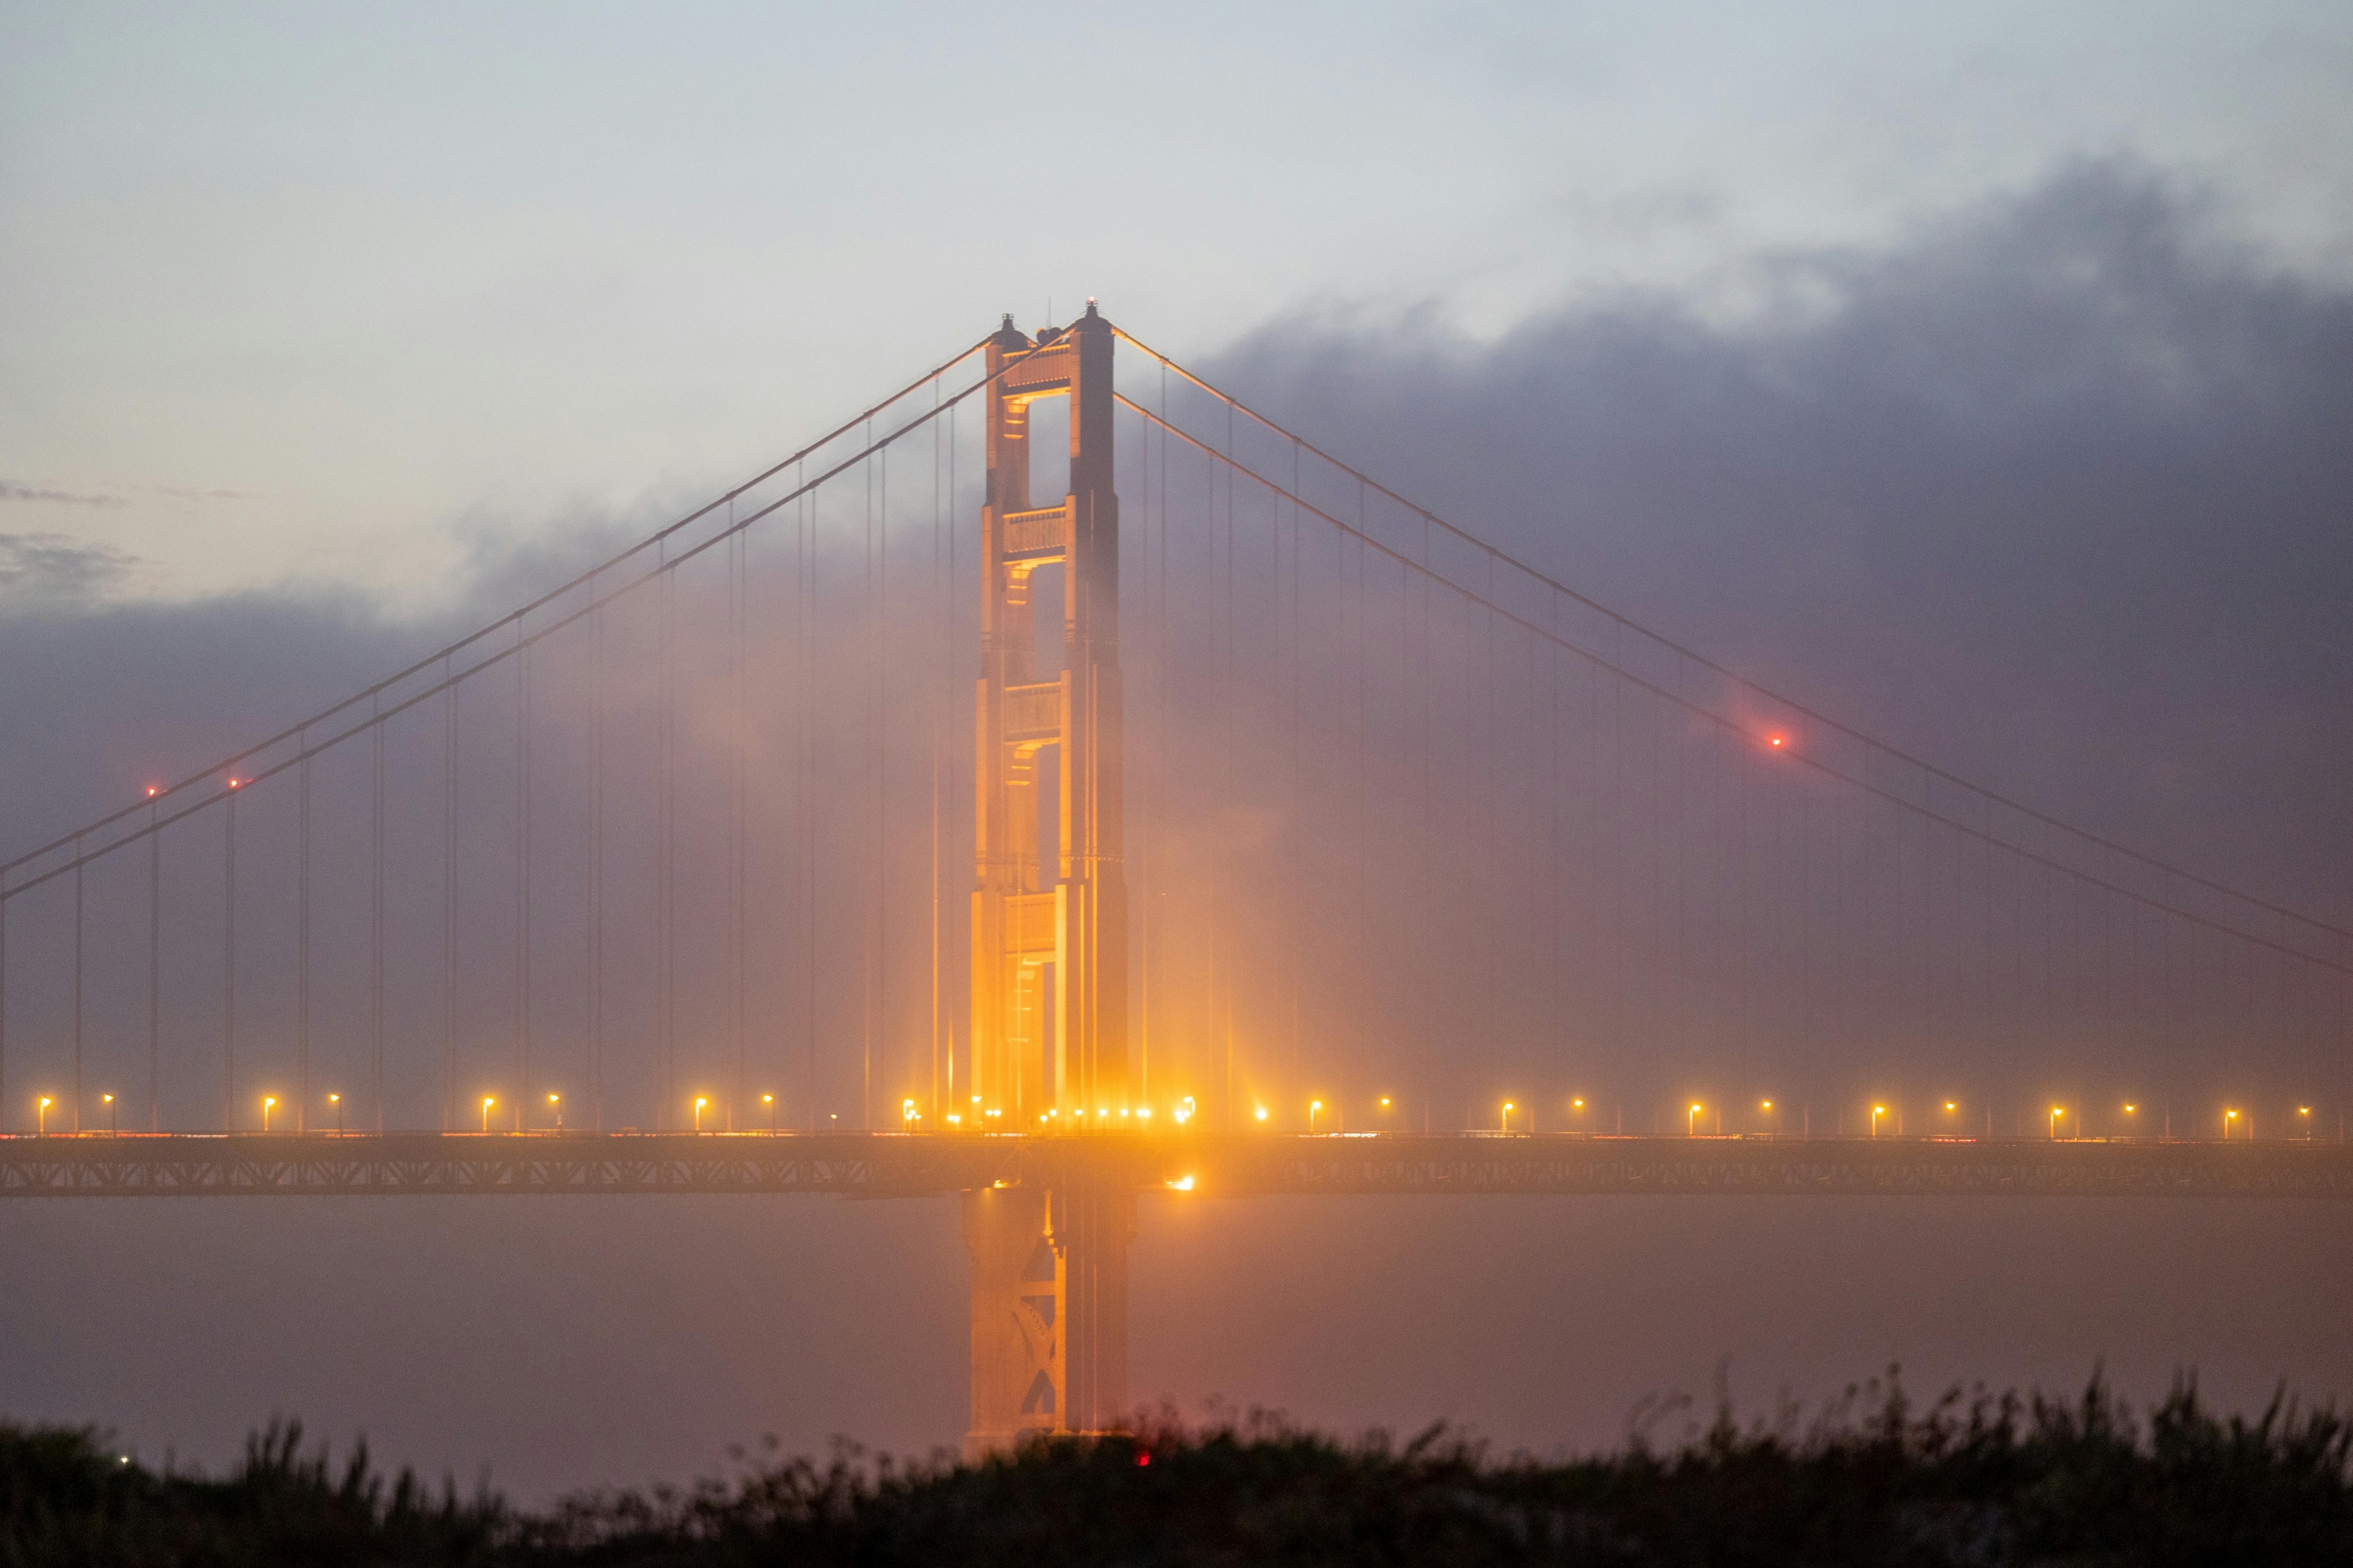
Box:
[2,304,2347,1445]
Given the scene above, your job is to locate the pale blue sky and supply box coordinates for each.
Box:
[4,1,2348,604]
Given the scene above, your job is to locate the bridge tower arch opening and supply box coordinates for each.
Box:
[965,303,1132,1450]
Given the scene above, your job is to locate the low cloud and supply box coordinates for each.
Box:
[0,531,137,608]
[1204,158,2353,921]
[0,480,125,508]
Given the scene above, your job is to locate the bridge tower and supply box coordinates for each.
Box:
[964,303,1132,1447]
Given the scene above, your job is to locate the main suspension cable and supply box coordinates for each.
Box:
[1,337,996,886]
[1108,325,2349,947]
[1114,391,2350,980]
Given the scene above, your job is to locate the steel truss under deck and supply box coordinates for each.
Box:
[3,1132,2347,1199]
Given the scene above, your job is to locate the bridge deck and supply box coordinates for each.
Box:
[1,1132,2347,1198]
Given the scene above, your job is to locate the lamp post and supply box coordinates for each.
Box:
[1309,1099,1325,1133]
[762,1092,776,1131]
[2049,1106,2065,1141]
[694,1096,709,1133]
[1870,1105,1887,1139]
[481,1095,496,1134]
[1760,1099,1774,1136]
[37,1097,51,1136]
[1378,1096,1393,1132]
[1688,1102,1703,1137]
[262,1095,277,1134]
[2225,1108,2240,1142]
[102,1092,116,1134]
[328,1092,342,1134]
[2299,1106,2312,1140]
[548,1091,563,1132]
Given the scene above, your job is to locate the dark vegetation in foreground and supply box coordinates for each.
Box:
[3,1374,2348,1567]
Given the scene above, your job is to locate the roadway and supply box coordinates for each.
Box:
[2,1132,2348,1198]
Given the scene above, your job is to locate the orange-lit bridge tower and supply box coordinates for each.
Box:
[963,304,1132,1448]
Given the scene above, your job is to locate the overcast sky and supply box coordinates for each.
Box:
[4,1,2349,605]
[4,0,2352,1504]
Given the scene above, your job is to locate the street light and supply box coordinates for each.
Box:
[37,1097,52,1135]
[1378,1095,1393,1131]
[1870,1105,1887,1138]
[2225,1108,2240,1142]
[1254,1105,1268,1124]
[261,1095,277,1134]
[903,1097,919,1131]
[1309,1099,1325,1133]
[694,1096,710,1132]
[102,1092,116,1134]
[1688,1102,1703,1137]
[2300,1106,2312,1140]
[2049,1106,2065,1141]
[481,1095,496,1134]
[327,1092,342,1134]
[548,1092,563,1132]
[762,1092,776,1131]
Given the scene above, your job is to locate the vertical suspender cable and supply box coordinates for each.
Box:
[1288,451,1304,1087]
[590,583,604,1130]
[297,744,310,1132]
[224,789,237,1129]
[1223,413,1238,1124]
[863,424,876,1128]
[929,382,943,1117]
[148,797,160,1129]
[1157,374,1172,1098]
[1613,623,1626,1062]
[876,433,887,1129]
[1418,513,1434,1105]
[444,661,458,1131]
[516,637,530,1131]
[731,511,747,1129]
[372,697,386,1132]
[660,543,675,1128]
[72,839,83,1132]
[801,466,816,1129]
[945,407,958,1108]
[1549,594,1563,1065]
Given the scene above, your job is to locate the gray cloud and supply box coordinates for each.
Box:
[0,481,125,508]
[1204,159,2353,923]
[0,531,136,608]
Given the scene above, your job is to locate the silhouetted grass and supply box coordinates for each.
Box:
[4,1371,2347,1566]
